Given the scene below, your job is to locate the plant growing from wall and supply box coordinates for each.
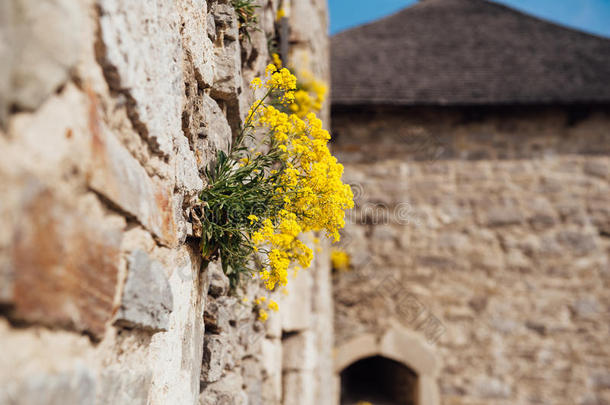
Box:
[198,63,353,297]
[270,53,327,118]
[231,0,259,41]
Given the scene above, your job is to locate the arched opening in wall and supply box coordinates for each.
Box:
[340,355,418,405]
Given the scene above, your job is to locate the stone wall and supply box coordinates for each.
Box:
[331,106,610,404]
[0,1,333,404]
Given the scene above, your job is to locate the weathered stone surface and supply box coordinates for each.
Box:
[589,199,610,234]
[0,0,85,120]
[178,0,215,88]
[204,296,237,334]
[571,297,600,319]
[281,269,313,332]
[115,250,173,332]
[211,40,242,102]
[97,0,183,156]
[479,203,524,227]
[289,0,326,46]
[194,94,232,172]
[207,12,217,43]
[282,370,314,405]
[584,160,609,179]
[201,334,229,383]
[334,105,610,405]
[473,377,512,399]
[211,3,239,43]
[6,177,121,338]
[207,261,230,298]
[7,84,90,178]
[174,134,204,197]
[590,371,610,390]
[282,331,316,372]
[0,367,96,405]
[98,366,152,405]
[149,248,205,405]
[261,338,282,404]
[0,2,334,405]
[556,230,597,255]
[200,372,247,405]
[88,93,178,246]
[0,2,13,124]
[241,356,263,405]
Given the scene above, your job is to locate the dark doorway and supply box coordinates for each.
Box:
[340,356,418,405]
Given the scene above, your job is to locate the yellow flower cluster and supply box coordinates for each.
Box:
[267,55,326,118]
[252,212,313,290]
[248,65,354,291]
[272,53,283,69]
[290,70,328,118]
[331,249,351,272]
[254,296,279,322]
[251,64,297,104]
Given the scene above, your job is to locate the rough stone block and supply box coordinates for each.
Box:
[7,84,90,179]
[201,334,229,383]
[88,95,178,246]
[195,94,232,172]
[556,230,597,255]
[211,3,239,42]
[204,296,237,334]
[589,199,610,234]
[289,0,326,47]
[571,297,600,319]
[0,1,12,124]
[211,41,242,102]
[6,177,121,338]
[115,250,173,332]
[174,134,204,197]
[261,338,282,404]
[207,261,230,298]
[200,372,247,405]
[179,0,215,88]
[148,248,205,405]
[207,12,217,42]
[0,366,96,405]
[282,371,314,405]
[590,371,610,389]
[584,160,609,180]
[241,356,263,405]
[0,0,85,119]
[473,377,512,399]
[98,366,152,405]
[479,203,524,227]
[281,269,313,332]
[97,0,184,157]
[282,331,316,372]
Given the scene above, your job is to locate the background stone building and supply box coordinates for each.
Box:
[331,0,610,404]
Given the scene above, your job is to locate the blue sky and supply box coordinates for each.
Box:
[329,0,610,38]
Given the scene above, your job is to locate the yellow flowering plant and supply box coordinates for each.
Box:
[331,249,351,272]
[270,54,328,118]
[199,63,353,291]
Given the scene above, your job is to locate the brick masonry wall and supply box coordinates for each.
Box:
[0,1,332,404]
[331,107,610,404]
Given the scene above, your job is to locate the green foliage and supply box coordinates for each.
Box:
[231,0,259,42]
[199,94,283,288]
